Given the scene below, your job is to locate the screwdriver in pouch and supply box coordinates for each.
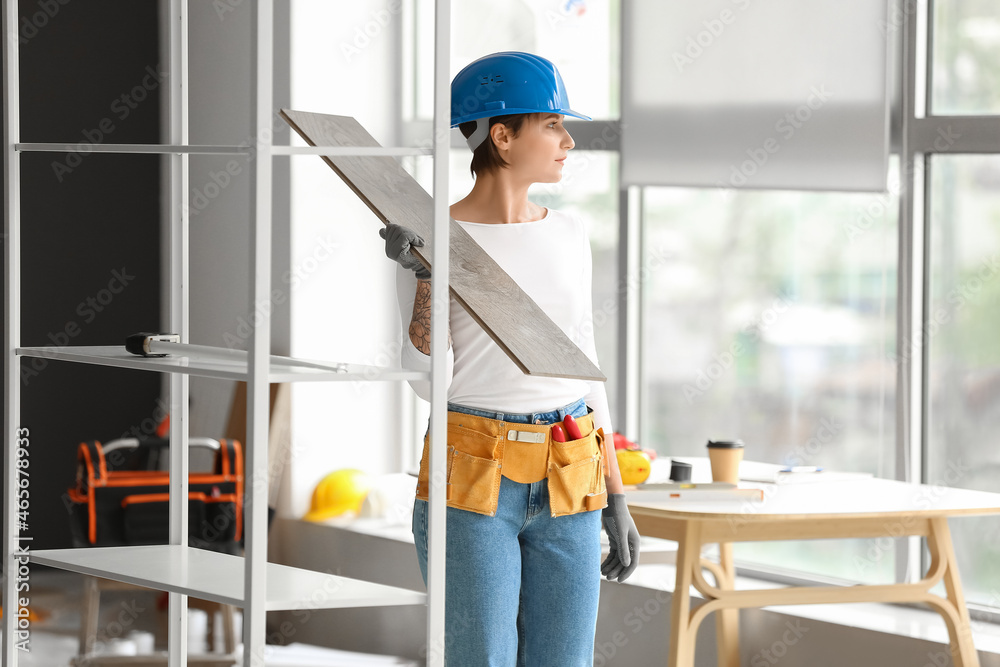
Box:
[551,423,567,442]
[563,414,584,440]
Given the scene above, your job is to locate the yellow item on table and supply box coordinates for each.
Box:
[616,449,652,485]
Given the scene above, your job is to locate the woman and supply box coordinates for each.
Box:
[381,51,640,666]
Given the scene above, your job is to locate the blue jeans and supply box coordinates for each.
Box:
[412,397,602,666]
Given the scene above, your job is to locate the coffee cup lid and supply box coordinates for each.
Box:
[706,439,745,449]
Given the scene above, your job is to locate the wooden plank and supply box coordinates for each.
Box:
[279,109,606,382]
[225,382,292,508]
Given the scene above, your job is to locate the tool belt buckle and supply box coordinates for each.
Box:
[506,430,546,444]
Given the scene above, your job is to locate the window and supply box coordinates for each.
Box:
[927,154,1000,606]
[932,1,1000,115]
[641,160,900,582]
[411,0,620,121]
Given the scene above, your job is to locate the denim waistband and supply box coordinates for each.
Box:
[446,396,588,425]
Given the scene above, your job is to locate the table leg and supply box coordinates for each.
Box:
[78,575,100,656]
[669,521,703,667]
[715,543,739,667]
[928,517,979,667]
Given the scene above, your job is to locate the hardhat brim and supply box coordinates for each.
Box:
[451,108,592,128]
[303,507,349,522]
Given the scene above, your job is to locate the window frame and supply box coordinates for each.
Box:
[400,0,1000,620]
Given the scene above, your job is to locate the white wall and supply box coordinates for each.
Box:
[284,0,410,519]
[186,0,252,439]
[183,0,292,461]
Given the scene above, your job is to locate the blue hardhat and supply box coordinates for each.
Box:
[451,52,592,151]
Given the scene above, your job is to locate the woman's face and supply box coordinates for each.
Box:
[497,113,575,184]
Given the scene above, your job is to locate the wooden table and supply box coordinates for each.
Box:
[627,477,1000,667]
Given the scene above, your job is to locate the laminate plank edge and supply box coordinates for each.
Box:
[279,109,606,382]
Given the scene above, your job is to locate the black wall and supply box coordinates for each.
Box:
[3,0,163,549]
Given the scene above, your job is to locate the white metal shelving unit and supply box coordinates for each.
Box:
[2,1,451,665]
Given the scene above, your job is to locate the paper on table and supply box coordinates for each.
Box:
[739,460,873,484]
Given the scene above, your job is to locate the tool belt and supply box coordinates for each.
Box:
[415,409,608,517]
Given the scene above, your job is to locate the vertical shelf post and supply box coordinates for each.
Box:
[246,0,275,665]
[165,0,191,664]
[895,0,927,585]
[426,0,450,665]
[2,0,22,663]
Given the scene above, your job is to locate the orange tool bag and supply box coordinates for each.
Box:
[66,437,243,553]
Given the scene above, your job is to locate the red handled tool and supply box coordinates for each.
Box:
[563,415,584,440]
[551,423,567,442]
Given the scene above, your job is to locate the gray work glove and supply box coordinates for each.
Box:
[601,493,640,582]
[379,223,430,280]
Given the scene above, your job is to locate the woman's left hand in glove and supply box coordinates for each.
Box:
[601,493,640,582]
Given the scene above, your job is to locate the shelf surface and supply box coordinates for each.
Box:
[271,145,432,156]
[15,142,251,154]
[17,345,427,383]
[30,545,426,611]
[16,143,432,156]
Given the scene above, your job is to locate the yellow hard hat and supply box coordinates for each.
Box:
[303,469,372,521]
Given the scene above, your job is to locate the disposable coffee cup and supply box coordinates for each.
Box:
[706,440,745,484]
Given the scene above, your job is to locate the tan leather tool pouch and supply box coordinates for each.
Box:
[415,416,503,516]
[547,426,608,517]
[415,411,607,518]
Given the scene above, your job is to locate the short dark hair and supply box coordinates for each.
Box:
[459,113,531,177]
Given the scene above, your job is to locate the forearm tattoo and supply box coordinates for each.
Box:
[409,279,450,354]
[409,280,432,354]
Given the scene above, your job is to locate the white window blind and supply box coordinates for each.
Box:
[622,0,891,192]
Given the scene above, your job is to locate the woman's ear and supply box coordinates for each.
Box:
[490,122,511,151]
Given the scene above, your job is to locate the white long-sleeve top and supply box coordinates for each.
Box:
[394,208,613,437]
